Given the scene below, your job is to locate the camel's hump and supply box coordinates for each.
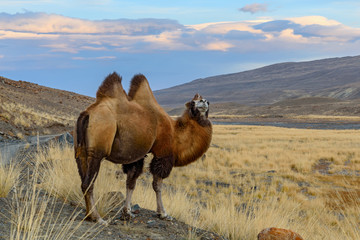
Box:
[96,72,124,99]
[128,74,152,99]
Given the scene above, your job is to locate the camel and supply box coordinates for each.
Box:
[74,72,212,224]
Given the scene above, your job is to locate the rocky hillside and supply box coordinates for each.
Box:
[0,76,94,139]
[168,97,360,117]
[154,55,360,107]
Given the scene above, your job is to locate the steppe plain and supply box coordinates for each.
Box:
[0,76,359,239]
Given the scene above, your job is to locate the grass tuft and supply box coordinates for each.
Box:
[0,155,21,197]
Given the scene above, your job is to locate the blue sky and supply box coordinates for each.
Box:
[1,0,360,97]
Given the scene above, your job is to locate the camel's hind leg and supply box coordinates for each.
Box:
[120,158,144,220]
[150,156,174,220]
[81,150,106,224]
[75,153,88,184]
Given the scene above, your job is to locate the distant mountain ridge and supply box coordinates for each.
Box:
[154,55,360,107]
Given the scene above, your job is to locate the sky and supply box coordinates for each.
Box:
[1,0,360,97]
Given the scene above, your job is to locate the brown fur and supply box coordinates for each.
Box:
[96,72,123,99]
[173,112,212,166]
[74,72,212,222]
[128,74,147,99]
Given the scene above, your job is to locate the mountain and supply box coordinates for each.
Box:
[154,55,360,107]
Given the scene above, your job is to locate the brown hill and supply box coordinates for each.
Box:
[154,55,360,108]
[168,97,360,118]
[0,76,94,139]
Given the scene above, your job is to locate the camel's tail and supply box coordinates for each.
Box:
[75,111,89,158]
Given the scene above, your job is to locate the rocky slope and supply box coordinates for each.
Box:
[0,76,94,139]
[154,55,360,107]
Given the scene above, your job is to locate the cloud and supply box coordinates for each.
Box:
[2,12,183,35]
[252,16,360,43]
[278,29,307,42]
[72,56,116,60]
[0,12,360,56]
[287,16,341,27]
[40,43,78,53]
[254,20,300,32]
[239,3,268,14]
[204,41,234,51]
[190,21,264,35]
[80,46,108,51]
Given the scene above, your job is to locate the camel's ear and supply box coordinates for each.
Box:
[192,93,202,100]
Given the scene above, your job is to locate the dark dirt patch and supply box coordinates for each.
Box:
[312,158,333,175]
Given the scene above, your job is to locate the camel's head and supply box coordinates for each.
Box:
[186,93,210,119]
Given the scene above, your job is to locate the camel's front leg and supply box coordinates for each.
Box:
[150,156,174,220]
[120,158,144,220]
[152,175,172,220]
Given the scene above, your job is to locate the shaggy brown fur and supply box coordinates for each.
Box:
[74,72,212,223]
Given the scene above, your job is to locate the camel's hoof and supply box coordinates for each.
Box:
[97,218,109,226]
[158,213,173,221]
[120,207,135,221]
[85,216,109,226]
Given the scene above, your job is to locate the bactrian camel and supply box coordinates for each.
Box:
[74,72,212,224]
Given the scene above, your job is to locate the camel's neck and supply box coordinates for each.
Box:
[172,113,212,167]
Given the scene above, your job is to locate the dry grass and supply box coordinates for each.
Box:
[0,155,21,197]
[5,125,359,239]
[1,102,76,130]
[0,148,108,239]
[35,143,84,207]
[35,143,124,217]
[9,176,106,239]
[182,125,360,239]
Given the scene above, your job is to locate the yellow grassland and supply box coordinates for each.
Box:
[210,114,360,122]
[1,124,360,239]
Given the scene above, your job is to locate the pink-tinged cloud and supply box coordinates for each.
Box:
[239,3,268,14]
[287,16,341,26]
[1,12,360,54]
[204,41,235,51]
[190,21,264,35]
